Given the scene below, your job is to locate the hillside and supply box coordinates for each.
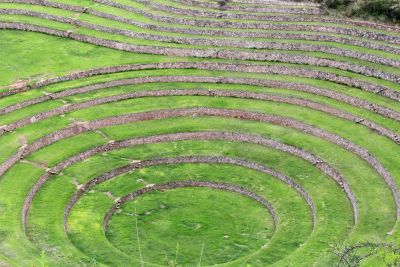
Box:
[0,0,399,266]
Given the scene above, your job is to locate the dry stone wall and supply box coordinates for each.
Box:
[2,8,400,69]
[5,0,391,54]
[0,87,398,145]
[103,180,278,229]
[64,156,316,231]
[3,62,399,104]
[172,0,321,12]
[22,131,357,229]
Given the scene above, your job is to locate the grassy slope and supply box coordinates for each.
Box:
[0,4,399,266]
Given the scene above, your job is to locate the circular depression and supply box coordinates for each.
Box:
[103,181,276,266]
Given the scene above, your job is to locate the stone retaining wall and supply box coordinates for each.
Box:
[20,105,400,231]
[103,180,277,229]
[1,23,399,91]
[3,67,399,121]
[95,0,400,34]
[5,1,395,54]
[1,87,398,145]
[230,0,320,7]
[3,62,398,103]
[3,0,400,38]
[2,9,399,69]
[171,0,322,14]
[21,131,357,229]
[14,108,398,223]
[64,156,316,231]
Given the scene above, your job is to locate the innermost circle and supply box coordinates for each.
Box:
[106,187,274,266]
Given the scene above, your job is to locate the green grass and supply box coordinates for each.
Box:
[28,139,324,266]
[0,69,397,265]
[2,7,400,77]
[21,115,385,264]
[0,3,400,266]
[1,2,399,60]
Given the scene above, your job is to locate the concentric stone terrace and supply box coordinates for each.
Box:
[0,0,399,266]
